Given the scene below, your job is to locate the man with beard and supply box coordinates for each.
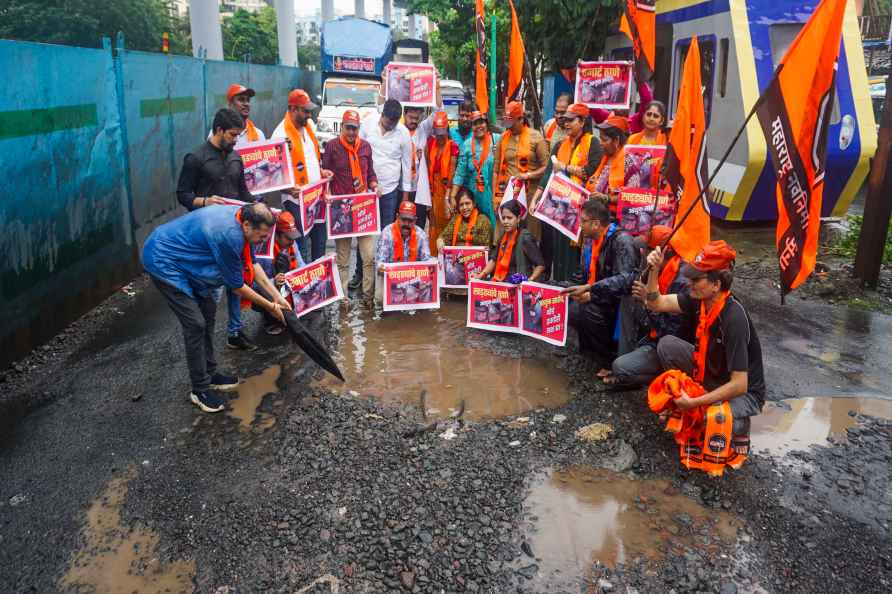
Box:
[374,201,431,306]
[272,89,333,265]
[177,108,257,350]
[449,99,476,147]
[208,84,265,147]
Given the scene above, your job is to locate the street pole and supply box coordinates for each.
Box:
[489,15,497,124]
[854,71,892,287]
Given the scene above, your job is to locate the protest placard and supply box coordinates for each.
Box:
[532,173,588,241]
[519,282,569,346]
[439,246,489,289]
[235,139,295,195]
[326,192,381,239]
[575,61,634,111]
[297,178,329,235]
[384,62,437,108]
[617,188,676,236]
[625,144,666,189]
[466,280,521,333]
[281,255,344,317]
[382,260,440,312]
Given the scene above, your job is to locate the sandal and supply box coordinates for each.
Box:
[596,368,612,379]
[265,324,284,336]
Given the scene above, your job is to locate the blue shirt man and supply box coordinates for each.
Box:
[142,203,291,413]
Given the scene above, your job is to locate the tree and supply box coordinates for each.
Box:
[298,43,321,70]
[0,0,185,52]
[222,6,278,64]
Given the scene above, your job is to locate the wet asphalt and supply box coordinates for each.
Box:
[1,254,891,592]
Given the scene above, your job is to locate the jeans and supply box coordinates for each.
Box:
[354,188,400,281]
[656,334,763,433]
[226,289,242,336]
[151,276,218,392]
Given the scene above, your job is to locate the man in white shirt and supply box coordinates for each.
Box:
[271,89,332,263]
[348,99,413,289]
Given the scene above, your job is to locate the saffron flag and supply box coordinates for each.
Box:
[475,0,490,114]
[507,0,525,101]
[619,0,656,82]
[664,36,709,262]
[755,0,846,296]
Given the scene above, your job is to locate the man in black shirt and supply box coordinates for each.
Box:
[176,108,257,351]
[176,108,253,210]
[639,240,765,434]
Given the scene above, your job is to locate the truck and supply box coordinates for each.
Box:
[316,17,395,148]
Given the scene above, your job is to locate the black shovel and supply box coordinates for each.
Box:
[257,285,344,382]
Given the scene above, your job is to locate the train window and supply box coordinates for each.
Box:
[671,36,717,124]
[719,38,730,98]
[770,23,841,124]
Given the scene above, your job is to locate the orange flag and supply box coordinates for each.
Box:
[755,0,846,297]
[619,0,656,82]
[475,0,490,114]
[506,0,525,101]
[664,36,710,262]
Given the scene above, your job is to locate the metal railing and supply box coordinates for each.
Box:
[860,15,891,41]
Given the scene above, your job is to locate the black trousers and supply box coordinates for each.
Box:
[151,276,218,392]
[568,300,618,365]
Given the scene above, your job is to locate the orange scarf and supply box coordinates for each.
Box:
[693,291,730,383]
[339,135,366,192]
[284,113,320,186]
[409,129,418,183]
[234,210,255,309]
[586,230,608,285]
[648,370,747,476]
[392,222,418,262]
[244,118,260,142]
[493,228,519,282]
[627,129,667,146]
[545,119,558,141]
[586,146,626,206]
[273,240,297,271]
[496,126,531,199]
[471,133,491,192]
[648,254,683,340]
[451,208,479,246]
[557,133,593,185]
[427,137,454,189]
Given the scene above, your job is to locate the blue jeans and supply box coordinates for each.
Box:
[227,289,242,336]
[354,188,400,279]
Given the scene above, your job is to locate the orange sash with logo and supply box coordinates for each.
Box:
[496,126,531,199]
[586,231,607,285]
[627,130,667,146]
[284,114,320,186]
[392,223,418,262]
[471,133,492,193]
[339,136,366,192]
[451,209,479,246]
[493,228,519,281]
[244,118,260,142]
[586,147,626,213]
[558,133,593,185]
[234,210,255,309]
[693,291,730,383]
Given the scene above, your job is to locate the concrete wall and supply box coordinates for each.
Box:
[0,36,321,367]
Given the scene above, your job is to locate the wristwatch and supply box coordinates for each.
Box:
[646,291,659,302]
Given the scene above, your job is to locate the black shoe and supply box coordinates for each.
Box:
[189,389,226,413]
[226,332,257,351]
[210,372,239,391]
[347,276,362,291]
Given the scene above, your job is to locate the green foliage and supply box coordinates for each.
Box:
[0,0,186,53]
[222,6,278,64]
[298,43,321,70]
[828,215,892,263]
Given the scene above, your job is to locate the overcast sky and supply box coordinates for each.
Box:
[296,0,387,18]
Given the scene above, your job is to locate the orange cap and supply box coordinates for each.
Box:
[502,101,524,125]
[470,111,487,122]
[226,83,255,102]
[276,211,300,239]
[689,240,737,272]
[342,109,361,127]
[433,111,449,129]
[288,89,316,108]
[564,103,590,119]
[398,201,417,218]
[647,225,673,249]
[597,114,629,133]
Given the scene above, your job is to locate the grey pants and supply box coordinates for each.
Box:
[612,343,662,386]
[655,335,762,432]
[152,276,218,392]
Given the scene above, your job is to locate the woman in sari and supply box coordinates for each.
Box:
[451,111,501,230]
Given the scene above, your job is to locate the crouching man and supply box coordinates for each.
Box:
[635,240,764,437]
[142,203,292,413]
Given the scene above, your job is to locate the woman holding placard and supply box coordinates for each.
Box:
[451,112,500,231]
[473,200,545,283]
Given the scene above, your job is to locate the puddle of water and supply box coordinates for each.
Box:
[322,301,569,420]
[228,365,282,430]
[525,467,740,583]
[61,468,195,593]
[751,396,892,457]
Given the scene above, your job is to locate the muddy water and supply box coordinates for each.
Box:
[61,468,195,593]
[227,365,282,430]
[751,396,892,457]
[323,301,569,420]
[524,467,740,584]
